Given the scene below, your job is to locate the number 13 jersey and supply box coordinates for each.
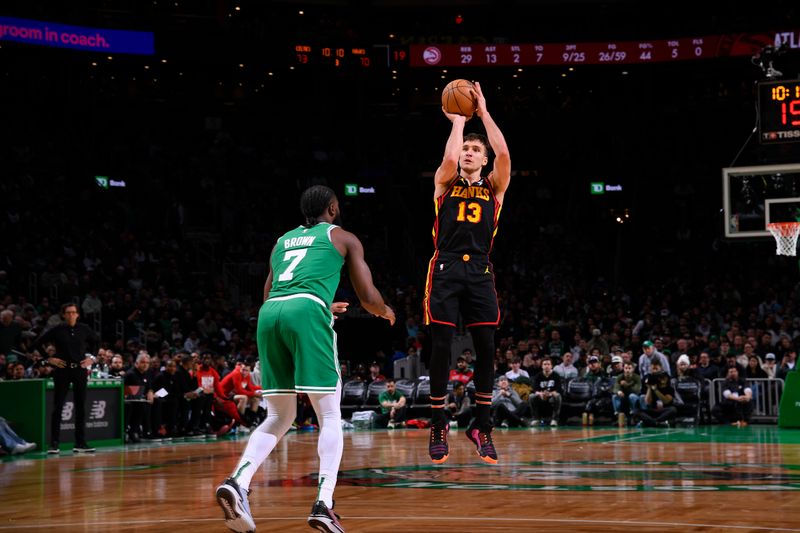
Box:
[432,176,502,255]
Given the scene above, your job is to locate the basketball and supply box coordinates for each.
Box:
[441,79,477,117]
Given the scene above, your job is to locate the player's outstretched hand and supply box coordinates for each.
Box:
[441,106,470,123]
[471,81,487,118]
[378,304,396,326]
[331,301,349,319]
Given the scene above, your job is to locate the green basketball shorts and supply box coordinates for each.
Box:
[257,293,340,395]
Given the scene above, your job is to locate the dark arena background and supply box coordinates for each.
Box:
[2,1,800,532]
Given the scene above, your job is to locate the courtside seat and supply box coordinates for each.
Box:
[395,379,417,405]
[341,380,367,413]
[413,377,431,409]
[673,378,703,426]
[561,378,593,424]
[363,380,388,409]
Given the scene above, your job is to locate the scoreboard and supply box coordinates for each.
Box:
[294,44,371,68]
[758,80,800,144]
[410,30,797,67]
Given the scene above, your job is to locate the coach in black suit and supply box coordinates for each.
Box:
[33,303,99,453]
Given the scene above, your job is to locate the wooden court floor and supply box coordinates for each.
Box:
[2,424,800,532]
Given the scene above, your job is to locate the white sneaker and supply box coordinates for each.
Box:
[387,421,396,429]
[528,419,539,427]
[550,419,558,427]
[12,442,37,454]
[216,477,256,533]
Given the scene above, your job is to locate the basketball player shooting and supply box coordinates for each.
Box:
[424,81,511,464]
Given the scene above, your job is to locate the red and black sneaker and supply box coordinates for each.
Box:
[428,422,450,464]
[465,424,498,464]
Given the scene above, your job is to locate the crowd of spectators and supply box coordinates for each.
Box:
[2,7,800,443]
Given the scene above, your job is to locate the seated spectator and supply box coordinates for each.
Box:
[175,353,205,436]
[639,340,672,378]
[763,352,777,379]
[367,362,386,383]
[722,352,746,379]
[444,381,473,428]
[612,362,642,427]
[694,351,719,382]
[580,355,604,382]
[448,356,473,385]
[675,354,694,380]
[606,354,624,377]
[108,354,126,378]
[529,358,562,427]
[124,352,155,443]
[521,352,538,375]
[213,353,231,380]
[0,416,37,455]
[636,370,677,428]
[461,348,475,371]
[196,352,245,431]
[553,352,578,381]
[504,356,530,382]
[377,378,406,429]
[151,358,180,437]
[777,348,797,380]
[491,376,527,428]
[620,349,637,374]
[220,361,262,426]
[583,372,614,426]
[0,309,22,356]
[712,366,753,427]
[5,362,25,380]
[745,355,768,379]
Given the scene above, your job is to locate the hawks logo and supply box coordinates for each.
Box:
[423,46,442,65]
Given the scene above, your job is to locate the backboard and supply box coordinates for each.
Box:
[722,163,800,238]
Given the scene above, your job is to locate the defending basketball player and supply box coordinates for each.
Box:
[216,185,395,533]
[424,81,511,465]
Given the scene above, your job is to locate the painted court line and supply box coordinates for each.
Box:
[566,428,687,443]
[1,515,798,531]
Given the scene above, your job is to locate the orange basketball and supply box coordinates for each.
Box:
[441,79,476,117]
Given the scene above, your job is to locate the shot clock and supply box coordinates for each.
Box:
[758,80,800,144]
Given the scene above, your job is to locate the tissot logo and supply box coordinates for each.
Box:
[423,46,441,65]
[764,131,800,140]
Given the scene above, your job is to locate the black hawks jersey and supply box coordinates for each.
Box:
[432,176,501,255]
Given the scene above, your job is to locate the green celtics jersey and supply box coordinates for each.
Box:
[268,223,344,306]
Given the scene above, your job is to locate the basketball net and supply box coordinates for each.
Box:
[767,222,800,256]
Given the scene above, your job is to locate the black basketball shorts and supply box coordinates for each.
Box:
[423,251,500,327]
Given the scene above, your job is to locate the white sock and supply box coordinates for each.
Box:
[231,394,295,490]
[308,382,343,507]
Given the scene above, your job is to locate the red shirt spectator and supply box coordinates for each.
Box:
[449,356,473,384]
[220,364,258,398]
[196,360,225,398]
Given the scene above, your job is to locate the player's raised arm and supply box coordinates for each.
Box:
[334,228,395,325]
[433,110,468,199]
[472,81,511,199]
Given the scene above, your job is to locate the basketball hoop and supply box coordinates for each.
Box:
[767,222,800,256]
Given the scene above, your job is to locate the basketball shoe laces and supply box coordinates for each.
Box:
[429,423,449,462]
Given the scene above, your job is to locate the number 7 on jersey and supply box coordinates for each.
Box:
[277,249,307,281]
